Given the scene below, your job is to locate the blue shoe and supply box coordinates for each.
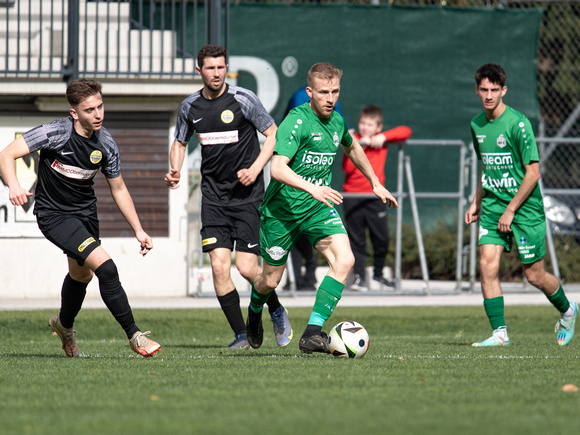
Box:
[227,333,249,350]
[472,329,510,347]
[556,301,578,346]
[270,305,293,347]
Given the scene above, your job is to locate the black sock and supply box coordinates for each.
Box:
[217,289,246,336]
[95,259,139,339]
[59,274,88,329]
[266,289,281,313]
[303,324,322,337]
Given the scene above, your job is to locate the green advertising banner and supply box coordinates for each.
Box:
[228,5,542,223]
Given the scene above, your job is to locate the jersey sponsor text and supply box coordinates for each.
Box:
[197,130,239,145]
[51,160,98,180]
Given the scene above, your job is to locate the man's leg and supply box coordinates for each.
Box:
[295,235,317,289]
[48,257,92,358]
[344,199,368,286]
[367,200,394,288]
[523,259,578,346]
[247,263,287,349]
[86,247,161,357]
[236,251,292,347]
[209,247,249,348]
[299,234,354,354]
[473,244,510,347]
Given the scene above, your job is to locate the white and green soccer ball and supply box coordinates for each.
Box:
[328,320,369,359]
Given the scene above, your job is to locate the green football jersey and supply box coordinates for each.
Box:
[471,105,544,225]
[260,102,352,221]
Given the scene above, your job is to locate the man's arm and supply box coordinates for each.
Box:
[270,154,344,208]
[0,136,34,206]
[497,161,541,233]
[342,139,398,208]
[465,168,483,225]
[238,123,277,186]
[107,175,153,256]
[164,139,187,189]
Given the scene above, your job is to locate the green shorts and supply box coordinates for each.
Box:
[260,206,348,266]
[478,220,546,264]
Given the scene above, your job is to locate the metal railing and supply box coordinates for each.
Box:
[0,0,228,82]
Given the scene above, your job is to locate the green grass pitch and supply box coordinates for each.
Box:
[0,305,579,434]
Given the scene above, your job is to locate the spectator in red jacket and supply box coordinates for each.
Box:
[342,104,412,291]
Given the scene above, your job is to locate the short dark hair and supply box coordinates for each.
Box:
[475,63,507,87]
[65,79,102,107]
[197,45,227,68]
[358,104,383,124]
[307,62,343,87]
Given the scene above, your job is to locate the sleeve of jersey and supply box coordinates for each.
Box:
[235,88,275,133]
[341,119,353,147]
[98,129,122,178]
[22,118,70,153]
[470,125,481,160]
[174,98,195,144]
[515,116,539,165]
[274,112,302,159]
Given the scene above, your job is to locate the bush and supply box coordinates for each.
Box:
[388,218,580,283]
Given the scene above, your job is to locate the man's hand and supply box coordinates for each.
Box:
[164,169,181,189]
[373,184,398,208]
[498,209,514,233]
[237,167,259,186]
[9,186,33,206]
[309,185,343,208]
[135,230,153,256]
[465,202,481,225]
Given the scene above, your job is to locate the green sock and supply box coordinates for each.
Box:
[308,276,344,327]
[249,281,272,314]
[547,284,570,314]
[483,296,506,331]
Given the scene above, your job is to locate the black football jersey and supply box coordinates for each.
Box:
[23,116,120,216]
[174,84,274,206]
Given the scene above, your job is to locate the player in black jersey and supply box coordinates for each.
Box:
[165,45,292,349]
[0,79,161,358]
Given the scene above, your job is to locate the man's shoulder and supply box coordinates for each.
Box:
[181,90,203,106]
[470,111,488,128]
[504,105,531,123]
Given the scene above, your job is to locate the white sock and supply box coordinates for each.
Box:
[562,304,575,319]
[493,327,508,340]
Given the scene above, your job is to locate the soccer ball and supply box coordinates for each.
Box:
[328,320,369,359]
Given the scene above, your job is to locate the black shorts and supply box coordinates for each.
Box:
[200,202,260,255]
[36,211,101,266]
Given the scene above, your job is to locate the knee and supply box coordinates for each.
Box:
[210,257,230,281]
[70,269,94,283]
[95,259,118,281]
[335,252,355,277]
[523,267,543,287]
[479,256,498,281]
[236,262,259,283]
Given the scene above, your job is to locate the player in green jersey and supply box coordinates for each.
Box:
[465,63,578,347]
[245,62,398,354]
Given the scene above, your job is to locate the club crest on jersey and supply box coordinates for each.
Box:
[496,134,507,148]
[333,132,339,147]
[90,150,103,164]
[221,110,234,124]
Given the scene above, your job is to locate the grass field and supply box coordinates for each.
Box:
[1,305,579,435]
